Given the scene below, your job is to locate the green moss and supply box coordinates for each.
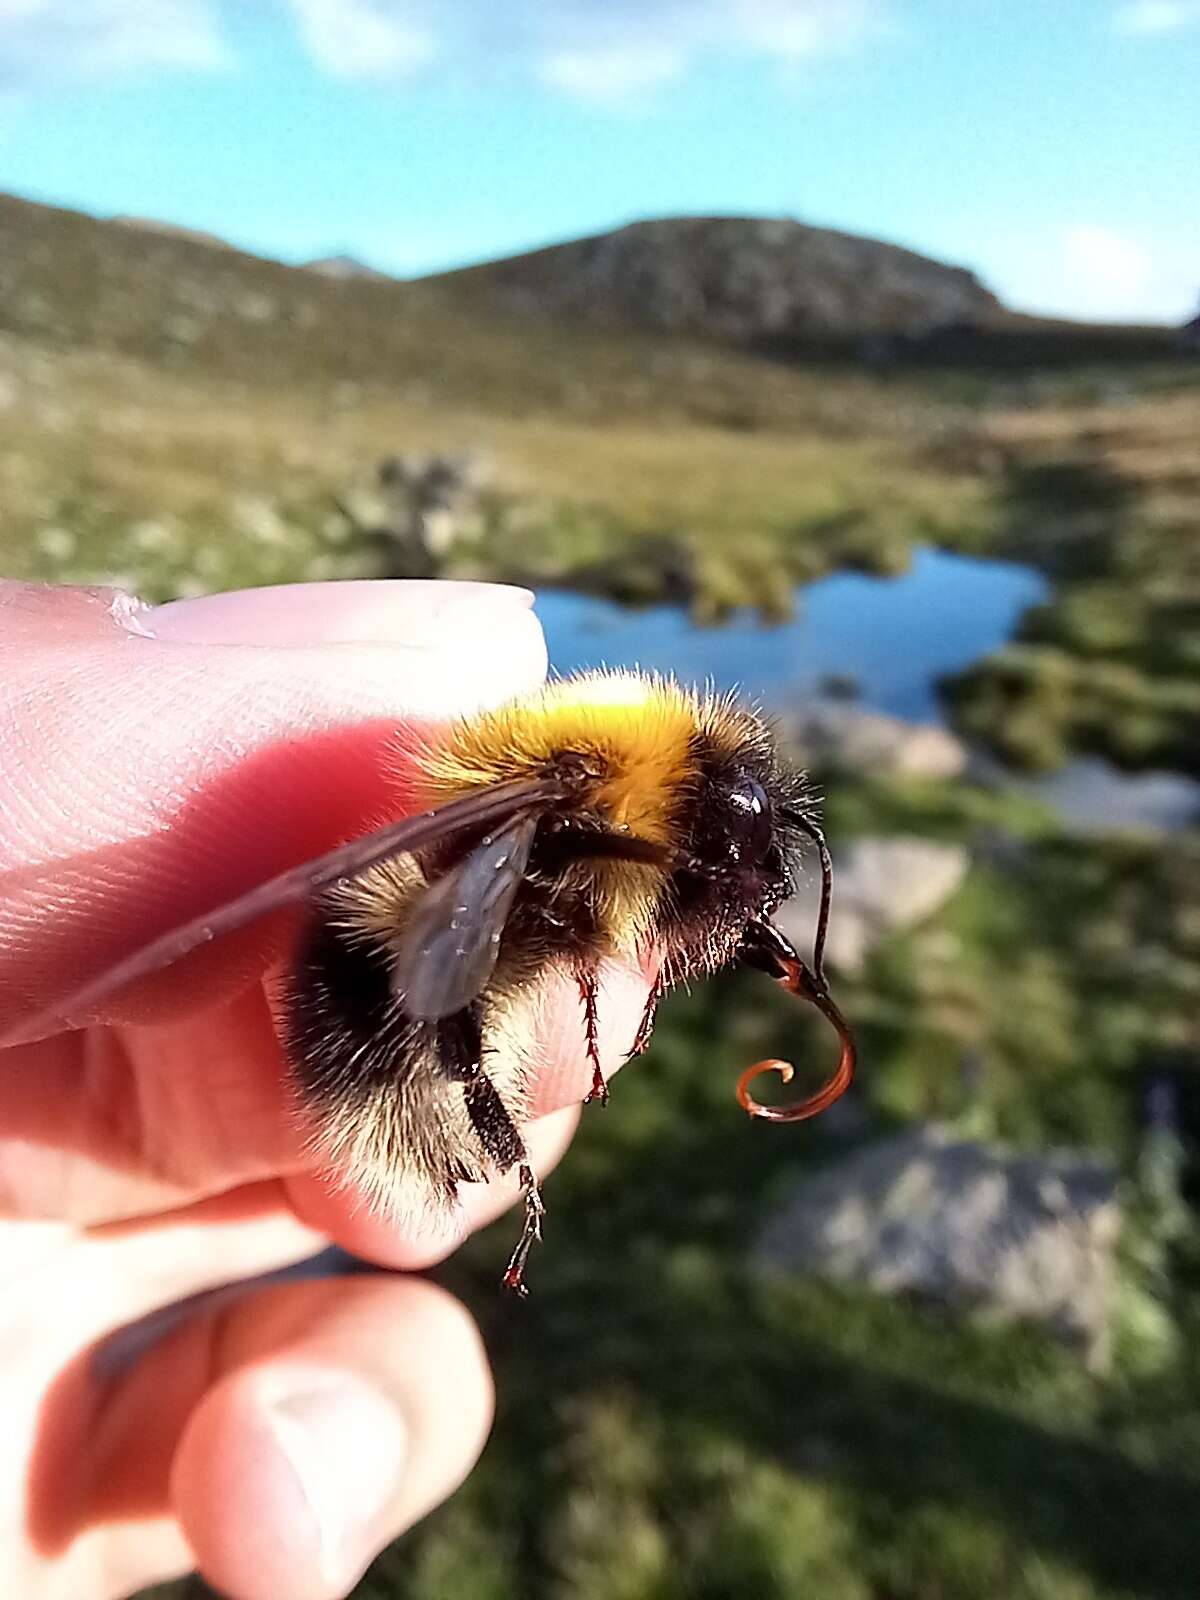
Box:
[943,645,1200,775]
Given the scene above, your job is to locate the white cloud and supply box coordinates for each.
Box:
[282,0,884,99]
[734,0,882,60]
[0,0,231,92]
[1061,224,1155,313]
[287,0,434,80]
[538,45,685,103]
[991,223,1197,323]
[1112,0,1200,34]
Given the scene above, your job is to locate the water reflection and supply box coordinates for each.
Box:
[537,545,1047,724]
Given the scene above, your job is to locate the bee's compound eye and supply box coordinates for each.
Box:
[727,772,772,862]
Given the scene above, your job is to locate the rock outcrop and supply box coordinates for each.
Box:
[437,216,1000,344]
[756,1125,1120,1366]
[782,703,969,780]
[777,835,970,973]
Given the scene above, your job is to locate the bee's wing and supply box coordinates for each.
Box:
[4,775,561,1046]
[393,811,539,1022]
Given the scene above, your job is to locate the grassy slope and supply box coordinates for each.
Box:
[4,191,1197,749]
[1,195,999,618]
[0,196,1185,552]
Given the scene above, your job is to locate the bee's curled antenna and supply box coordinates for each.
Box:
[735,950,856,1122]
[736,816,856,1122]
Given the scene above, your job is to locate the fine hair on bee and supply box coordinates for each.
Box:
[10,670,855,1295]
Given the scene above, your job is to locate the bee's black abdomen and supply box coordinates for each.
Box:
[283,907,529,1204]
[284,910,428,1111]
[438,1008,527,1173]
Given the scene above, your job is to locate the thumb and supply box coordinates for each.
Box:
[0,580,547,1024]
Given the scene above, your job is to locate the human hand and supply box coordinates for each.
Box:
[0,580,648,1600]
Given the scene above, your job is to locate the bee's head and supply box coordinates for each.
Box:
[663,734,810,967]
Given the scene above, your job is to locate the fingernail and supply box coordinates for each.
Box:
[144,579,534,647]
[265,1374,409,1592]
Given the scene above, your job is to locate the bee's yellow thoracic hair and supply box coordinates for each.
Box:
[416,671,712,848]
[411,671,765,955]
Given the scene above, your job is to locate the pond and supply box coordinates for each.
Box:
[537,546,1200,832]
[537,545,1046,723]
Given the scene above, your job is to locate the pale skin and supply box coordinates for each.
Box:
[0,579,649,1600]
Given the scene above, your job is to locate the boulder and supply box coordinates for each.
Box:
[341,450,492,576]
[756,1125,1120,1366]
[782,703,969,781]
[777,836,969,973]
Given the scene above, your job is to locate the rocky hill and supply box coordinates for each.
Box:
[1,192,1174,399]
[303,253,391,280]
[425,215,1003,346]
[110,214,235,251]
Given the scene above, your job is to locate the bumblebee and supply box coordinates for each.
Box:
[13,671,854,1292]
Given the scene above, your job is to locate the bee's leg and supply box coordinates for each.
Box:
[627,977,663,1059]
[575,967,607,1105]
[501,1162,546,1297]
[439,1009,545,1295]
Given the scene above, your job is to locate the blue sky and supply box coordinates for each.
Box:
[1,0,1196,321]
